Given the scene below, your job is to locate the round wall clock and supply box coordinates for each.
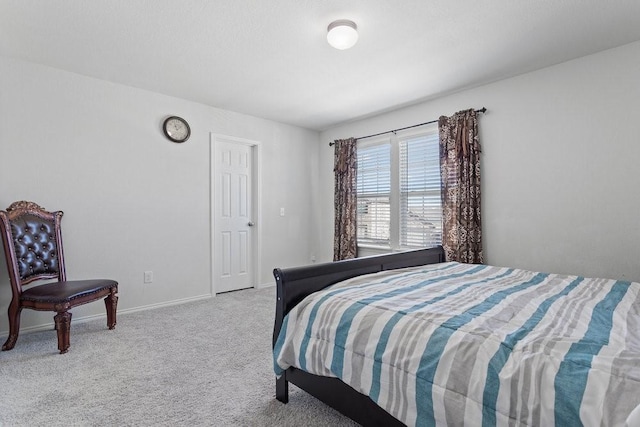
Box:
[163,116,191,143]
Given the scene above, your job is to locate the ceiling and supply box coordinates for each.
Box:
[2,1,640,131]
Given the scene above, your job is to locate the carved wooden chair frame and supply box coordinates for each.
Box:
[0,201,118,353]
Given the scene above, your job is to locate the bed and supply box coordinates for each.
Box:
[272,246,640,426]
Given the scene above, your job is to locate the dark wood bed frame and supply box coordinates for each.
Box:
[272,246,446,426]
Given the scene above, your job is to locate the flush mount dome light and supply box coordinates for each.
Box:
[327,19,358,50]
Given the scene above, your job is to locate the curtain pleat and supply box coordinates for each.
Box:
[438,110,483,263]
[333,138,358,261]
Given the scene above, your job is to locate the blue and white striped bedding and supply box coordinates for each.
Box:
[273,262,640,426]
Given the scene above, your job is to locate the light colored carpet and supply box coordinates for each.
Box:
[0,287,358,426]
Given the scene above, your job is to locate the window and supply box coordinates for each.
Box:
[356,143,391,246]
[356,125,442,251]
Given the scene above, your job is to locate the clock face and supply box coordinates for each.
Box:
[163,116,191,142]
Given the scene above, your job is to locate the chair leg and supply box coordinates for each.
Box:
[104,287,118,329]
[54,311,72,354]
[2,301,22,351]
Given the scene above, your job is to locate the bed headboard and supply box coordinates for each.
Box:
[272,246,445,347]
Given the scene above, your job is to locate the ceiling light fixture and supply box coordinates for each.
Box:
[327,20,358,50]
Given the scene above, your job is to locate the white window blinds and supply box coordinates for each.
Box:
[356,124,442,251]
[356,143,391,246]
[399,133,442,248]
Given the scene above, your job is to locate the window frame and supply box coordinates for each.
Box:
[356,124,441,254]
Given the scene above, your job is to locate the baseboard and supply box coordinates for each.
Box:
[0,293,213,337]
[119,293,213,316]
[257,281,275,289]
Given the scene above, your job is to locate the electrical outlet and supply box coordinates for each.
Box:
[280,207,285,216]
[144,271,153,283]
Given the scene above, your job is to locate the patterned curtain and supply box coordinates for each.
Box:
[438,109,483,263]
[333,138,358,261]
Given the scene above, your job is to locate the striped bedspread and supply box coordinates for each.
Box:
[273,262,640,426]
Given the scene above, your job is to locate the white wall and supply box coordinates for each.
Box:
[0,56,320,333]
[319,41,640,283]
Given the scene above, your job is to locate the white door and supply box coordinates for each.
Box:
[213,137,255,293]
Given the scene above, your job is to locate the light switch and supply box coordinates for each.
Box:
[280,207,285,216]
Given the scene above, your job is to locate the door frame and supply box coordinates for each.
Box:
[210,133,262,295]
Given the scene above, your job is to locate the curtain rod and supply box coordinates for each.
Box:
[329,107,486,146]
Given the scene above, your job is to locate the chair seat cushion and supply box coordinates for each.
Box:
[20,279,118,304]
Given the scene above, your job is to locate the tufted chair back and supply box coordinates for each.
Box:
[0,201,67,292]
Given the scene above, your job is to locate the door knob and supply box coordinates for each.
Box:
[248,221,255,227]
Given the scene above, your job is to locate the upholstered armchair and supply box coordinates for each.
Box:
[0,201,118,354]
